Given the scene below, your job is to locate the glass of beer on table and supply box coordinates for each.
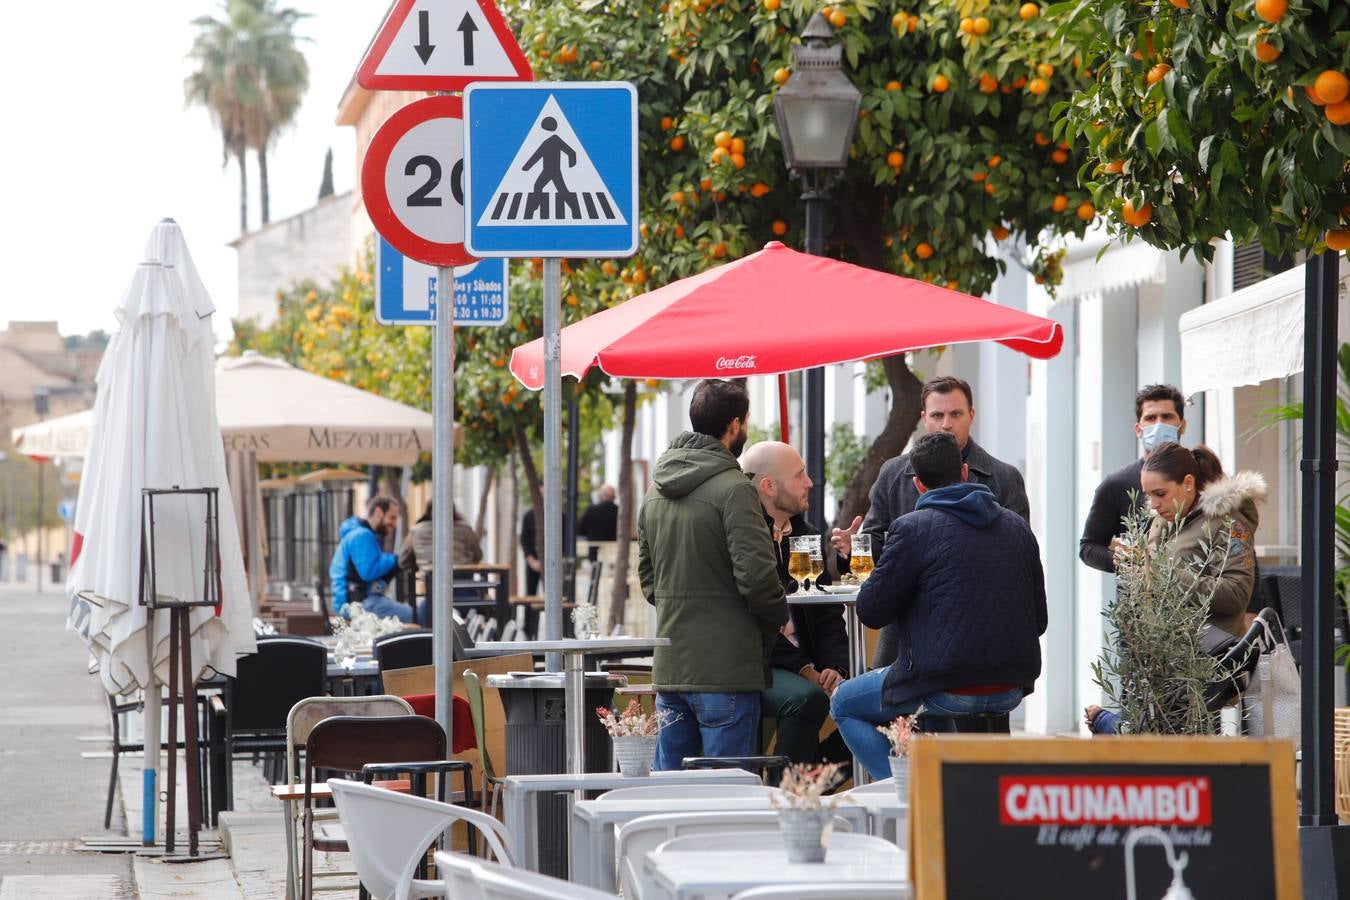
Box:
[850,533,874,582]
[788,536,813,593]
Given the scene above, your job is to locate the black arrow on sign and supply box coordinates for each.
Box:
[458,13,478,66]
[414,10,435,64]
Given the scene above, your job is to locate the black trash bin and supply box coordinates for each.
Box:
[487,671,622,878]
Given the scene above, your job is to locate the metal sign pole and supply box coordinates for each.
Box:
[543,257,563,675]
[433,264,455,744]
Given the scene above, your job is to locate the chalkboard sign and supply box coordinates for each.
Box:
[910,736,1299,899]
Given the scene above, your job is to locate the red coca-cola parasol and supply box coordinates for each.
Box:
[508,240,1063,393]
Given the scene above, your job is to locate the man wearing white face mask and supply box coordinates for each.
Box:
[1078,384,1187,572]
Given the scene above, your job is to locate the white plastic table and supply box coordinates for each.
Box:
[847,791,908,845]
[786,590,864,677]
[475,637,669,775]
[644,835,909,900]
[570,793,870,891]
[502,768,760,873]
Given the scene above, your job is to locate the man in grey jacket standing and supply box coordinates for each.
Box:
[832,375,1029,668]
[639,379,788,769]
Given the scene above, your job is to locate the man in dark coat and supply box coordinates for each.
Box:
[1078,384,1186,572]
[578,485,619,542]
[742,441,851,765]
[831,376,1029,669]
[830,433,1047,779]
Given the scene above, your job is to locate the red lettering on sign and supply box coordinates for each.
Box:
[999,776,1212,827]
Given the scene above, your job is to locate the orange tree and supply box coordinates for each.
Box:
[504,0,1095,524]
[1057,0,1350,256]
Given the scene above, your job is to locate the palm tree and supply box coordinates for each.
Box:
[185,0,309,233]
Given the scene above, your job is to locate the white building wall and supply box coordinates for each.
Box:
[232,191,354,326]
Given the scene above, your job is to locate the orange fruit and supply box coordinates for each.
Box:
[1104,159,1125,174]
[932,74,950,93]
[1170,0,1189,7]
[1254,39,1280,63]
[984,181,996,195]
[670,190,686,205]
[711,242,728,258]
[711,146,729,164]
[566,293,579,307]
[590,60,602,72]
[907,16,917,31]
[1077,201,1096,221]
[772,219,789,236]
[1122,199,1152,227]
[673,224,685,238]
[714,130,733,149]
[700,177,713,192]
[1051,194,1069,212]
[828,8,846,27]
[1327,100,1350,125]
[750,181,772,197]
[891,12,907,30]
[730,152,746,169]
[1147,63,1171,85]
[959,17,975,34]
[764,0,780,8]
[602,260,617,276]
[915,241,934,259]
[972,171,987,181]
[887,150,904,167]
[992,225,1010,241]
[1037,63,1055,79]
[886,80,902,91]
[1327,230,1350,251]
[979,74,998,93]
[973,16,991,34]
[670,135,686,151]
[774,67,791,85]
[1034,130,1051,146]
[1307,84,1328,106]
[1254,0,1286,23]
[731,137,746,154]
[1028,77,1049,95]
[1051,148,1069,163]
[660,115,675,131]
[1019,3,1039,20]
[988,154,1002,168]
[1315,71,1350,105]
[632,268,648,285]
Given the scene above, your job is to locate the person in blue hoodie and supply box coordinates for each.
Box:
[831,432,1048,779]
[328,495,410,621]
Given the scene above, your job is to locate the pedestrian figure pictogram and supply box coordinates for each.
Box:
[477,95,626,226]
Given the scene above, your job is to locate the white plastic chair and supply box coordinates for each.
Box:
[653,831,896,855]
[433,852,617,899]
[597,783,777,802]
[431,850,484,900]
[615,811,854,900]
[843,777,895,795]
[731,884,912,899]
[327,779,515,900]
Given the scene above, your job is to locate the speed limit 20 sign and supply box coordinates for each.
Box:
[360,95,474,267]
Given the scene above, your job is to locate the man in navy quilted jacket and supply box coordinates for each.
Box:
[830,432,1047,779]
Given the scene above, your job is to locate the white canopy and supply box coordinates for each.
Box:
[13,351,437,466]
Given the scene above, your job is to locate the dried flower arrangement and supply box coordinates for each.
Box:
[595,698,668,737]
[876,708,924,758]
[771,762,846,811]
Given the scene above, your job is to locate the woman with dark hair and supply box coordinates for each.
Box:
[1086,442,1266,733]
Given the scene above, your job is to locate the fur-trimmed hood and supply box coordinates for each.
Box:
[1197,470,1267,520]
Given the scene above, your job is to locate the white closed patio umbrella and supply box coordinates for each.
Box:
[66,219,254,843]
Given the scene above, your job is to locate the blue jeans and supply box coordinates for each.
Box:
[342,592,419,624]
[654,691,761,771]
[830,666,1023,779]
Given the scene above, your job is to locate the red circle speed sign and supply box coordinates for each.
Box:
[361,95,475,267]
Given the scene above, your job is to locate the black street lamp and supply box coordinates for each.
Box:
[774,12,861,527]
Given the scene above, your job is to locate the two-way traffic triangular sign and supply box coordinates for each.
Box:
[357,0,533,92]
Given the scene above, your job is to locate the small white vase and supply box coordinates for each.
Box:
[889,754,910,806]
[777,808,830,863]
[613,734,658,777]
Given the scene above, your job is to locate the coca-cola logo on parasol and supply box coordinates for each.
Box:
[715,355,757,371]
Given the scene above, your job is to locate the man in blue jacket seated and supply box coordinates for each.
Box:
[328,495,412,622]
[830,432,1048,779]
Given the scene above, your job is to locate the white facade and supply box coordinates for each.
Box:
[231,191,354,327]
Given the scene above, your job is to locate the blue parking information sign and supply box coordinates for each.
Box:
[463,82,638,258]
[376,237,509,326]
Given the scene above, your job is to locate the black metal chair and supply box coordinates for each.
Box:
[223,636,328,793]
[683,755,791,783]
[1263,565,1302,665]
[103,692,217,828]
[371,629,434,672]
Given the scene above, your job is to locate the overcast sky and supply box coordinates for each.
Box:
[0,1,389,343]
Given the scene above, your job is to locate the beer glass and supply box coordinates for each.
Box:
[787,536,813,593]
[850,533,874,582]
[806,536,825,592]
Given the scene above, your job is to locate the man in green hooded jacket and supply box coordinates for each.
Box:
[639,379,788,770]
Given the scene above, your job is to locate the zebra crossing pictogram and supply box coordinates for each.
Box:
[476,95,626,227]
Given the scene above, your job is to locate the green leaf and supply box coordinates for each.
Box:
[1144,119,1161,157]
[1198,135,1216,173]
[1164,107,1194,156]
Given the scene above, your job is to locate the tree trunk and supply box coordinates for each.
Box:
[827,185,925,530]
[513,421,545,521]
[258,147,270,225]
[607,381,638,632]
[236,149,249,234]
[509,450,520,594]
[832,356,922,529]
[475,466,496,540]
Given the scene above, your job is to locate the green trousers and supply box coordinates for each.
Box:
[762,667,831,764]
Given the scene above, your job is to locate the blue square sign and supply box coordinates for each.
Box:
[376,237,509,326]
[463,82,638,258]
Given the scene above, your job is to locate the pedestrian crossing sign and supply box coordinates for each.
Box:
[463,82,638,258]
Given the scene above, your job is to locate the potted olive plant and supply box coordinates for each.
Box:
[770,762,846,863]
[596,699,664,777]
[877,709,923,806]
